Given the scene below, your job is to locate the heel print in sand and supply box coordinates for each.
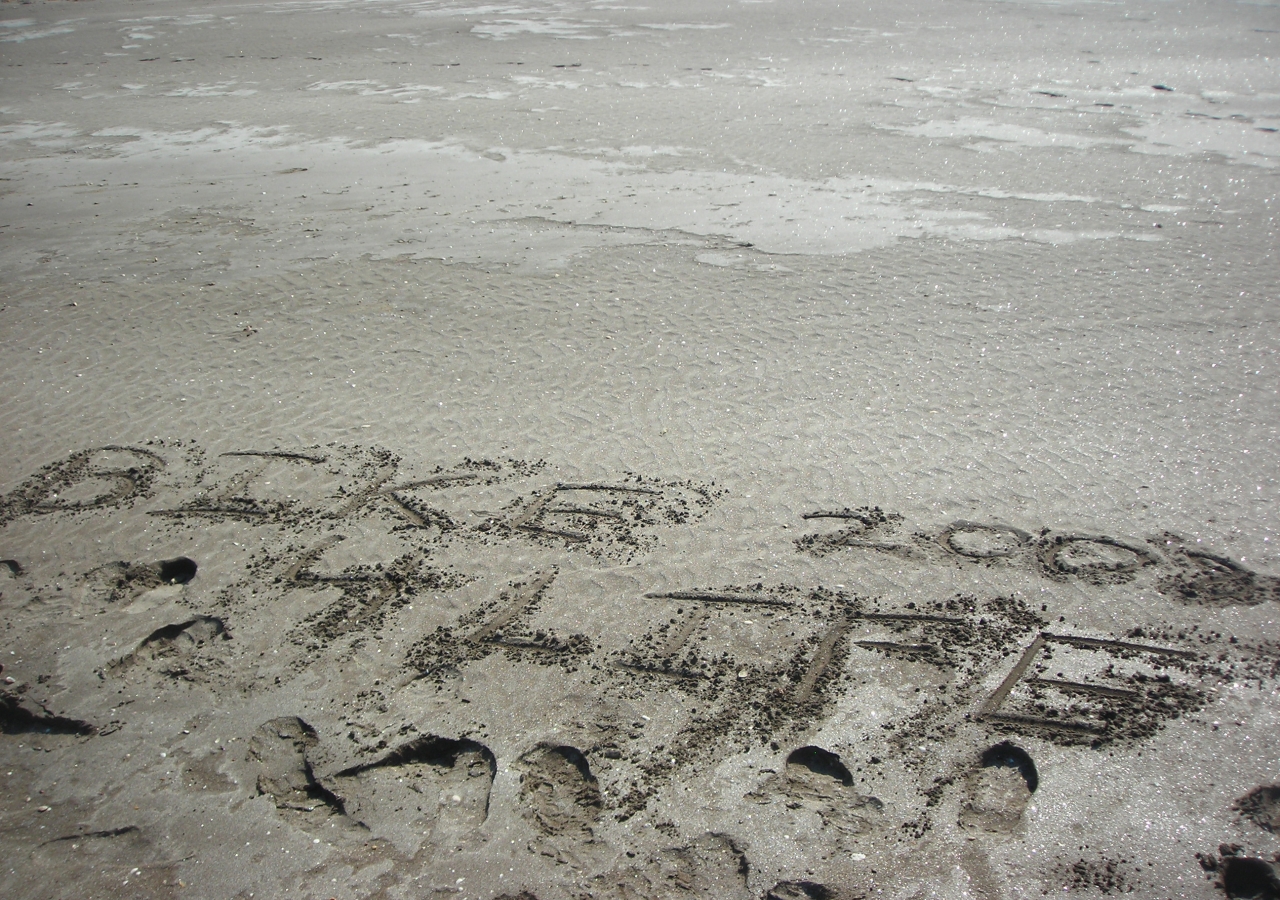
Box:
[585,832,754,900]
[109,615,228,685]
[330,735,496,853]
[783,746,883,842]
[519,743,605,867]
[958,741,1038,834]
[248,716,349,832]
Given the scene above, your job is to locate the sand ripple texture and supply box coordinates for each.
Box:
[1,1,1279,900]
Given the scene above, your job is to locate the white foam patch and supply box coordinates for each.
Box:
[6,123,1160,267]
[472,18,603,39]
[308,80,445,99]
[637,23,731,31]
[1124,116,1280,168]
[164,83,259,98]
[0,121,80,147]
[0,20,77,43]
[895,117,1119,150]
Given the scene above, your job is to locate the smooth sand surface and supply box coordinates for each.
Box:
[1,1,1279,898]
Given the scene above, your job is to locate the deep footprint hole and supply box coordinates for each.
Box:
[158,557,197,585]
[786,746,853,787]
[980,741,1038,793]
[1223,857,1280,900]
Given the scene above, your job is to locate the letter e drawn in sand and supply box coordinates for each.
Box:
[977,632,1200,746]
[502,480,711,560]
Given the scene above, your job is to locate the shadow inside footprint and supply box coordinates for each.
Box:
[959,742,1038,834]
[787,746,854,790]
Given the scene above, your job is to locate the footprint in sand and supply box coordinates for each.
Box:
[958,741,1038,833]
[782,746,883,843]
[586,832,753,900]
[518,743,605,866]
[247,716,350,832]
[109,615,227,684]
[330,735,495,853]
[28,826,177,900]
[84,556,198,604]
[1235,785,1280,833]
[766,881,864,900]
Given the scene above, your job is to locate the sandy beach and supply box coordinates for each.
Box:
[1,1,1278,897]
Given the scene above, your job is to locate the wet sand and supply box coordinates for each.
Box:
[1,1,1278,898]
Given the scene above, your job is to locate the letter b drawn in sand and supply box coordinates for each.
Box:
[1,445,166,524]
[977,632,1201,746]
[151,449,330,523]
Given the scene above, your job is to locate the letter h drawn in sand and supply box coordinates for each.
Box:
[977,632,1200,744]
[790,608,969,707]
[283,535,465,650]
